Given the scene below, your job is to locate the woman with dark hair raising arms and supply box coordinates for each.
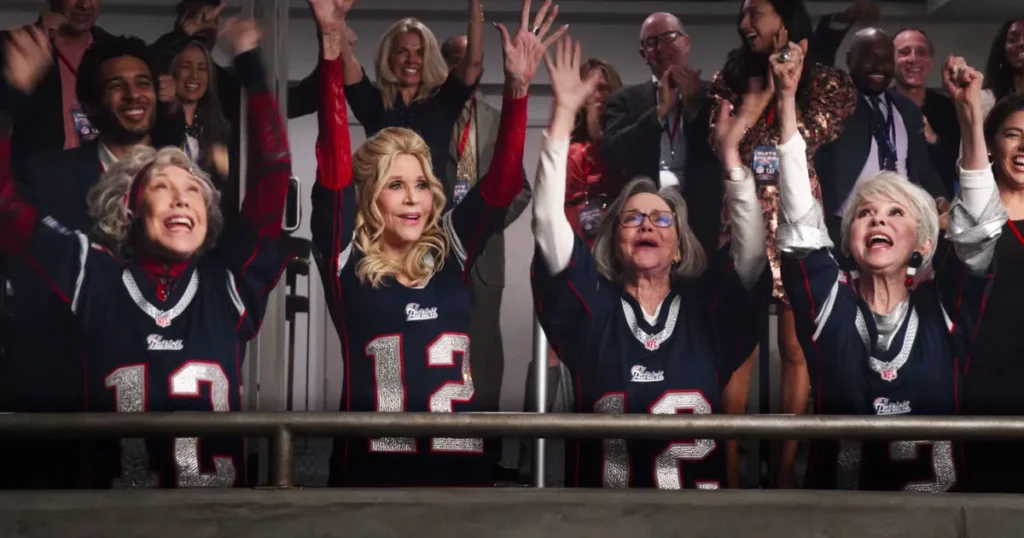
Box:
[981,19,1024,118]
[309,0,558,487]
[707,0,857,488]
[0,20,294,488]
[531,35,769,489]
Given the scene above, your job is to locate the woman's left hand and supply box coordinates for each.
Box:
[768,29,807,99]
[495,0,568,95]
[219,17,263,57]
[942,56,984,120]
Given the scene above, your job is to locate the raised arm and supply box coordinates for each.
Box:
[452,0,485,85]
[310,0,363,86]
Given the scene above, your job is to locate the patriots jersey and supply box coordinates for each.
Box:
[12,215,291,488]
[783,247,989,492]
[532,237,768,489]
[311,182,507,487]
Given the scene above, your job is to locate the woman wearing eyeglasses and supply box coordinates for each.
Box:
[531,37,769,488]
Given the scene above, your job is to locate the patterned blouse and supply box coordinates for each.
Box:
[708,62,856,300]
[564,140,626,246]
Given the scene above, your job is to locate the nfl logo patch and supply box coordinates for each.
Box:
[645,339,658,351]
[881,369,897,381]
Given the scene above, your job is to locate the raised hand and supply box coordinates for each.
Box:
[545,36,601,115]
[671,66,703,118]
[2,26,53,94]
[218,18,263,57]
[308,0,356,35]
[494,0,568,95]
[942,56,983,114]
[712,101,748,170]
[180,0,227,36]
[768,30,807,98]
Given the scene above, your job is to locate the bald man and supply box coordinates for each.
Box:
[600,12,722,258]
[814,28,946,252]
[440,34,533,472]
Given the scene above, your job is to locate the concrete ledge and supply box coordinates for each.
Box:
[2,489,1024,537]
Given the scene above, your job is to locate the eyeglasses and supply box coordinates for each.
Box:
[619,210,675,228]
[641,30,684,50]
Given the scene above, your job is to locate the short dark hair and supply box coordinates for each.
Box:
[76,35,157,110]
[893,27,934,55]
[984,93,1024,148]
[440,36,461,66]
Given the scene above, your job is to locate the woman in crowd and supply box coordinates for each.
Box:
[308,0,556,487]
[531,35,769,489]
[322,0,546,184]
[708,0,857,487]
[0,20,293,488]
[564,58,624,244]
[961,92,1024,492]
[981,18,1024,118]
[776,40,1004,491]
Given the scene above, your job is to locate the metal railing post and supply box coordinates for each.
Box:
[532,315,549,488]
[271,427,294,488]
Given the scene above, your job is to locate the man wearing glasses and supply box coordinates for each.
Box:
[600,12,723,258]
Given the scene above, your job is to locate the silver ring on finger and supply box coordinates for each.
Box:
[777,49,791,64]
[531,26,541,35]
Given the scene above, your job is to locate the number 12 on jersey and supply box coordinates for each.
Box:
[366,333,482,453]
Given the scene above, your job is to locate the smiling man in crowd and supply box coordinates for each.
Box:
[815,27,946,254]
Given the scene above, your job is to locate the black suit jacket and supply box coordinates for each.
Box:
[600,80,723,257]
[19,140,105,230]
[814,90,946,217]
[0,26,113,173]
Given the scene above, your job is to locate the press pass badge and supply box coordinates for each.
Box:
[453,178,470,204]
[71,106,99,142]
[577,200,605,242]
[752,145,779,186]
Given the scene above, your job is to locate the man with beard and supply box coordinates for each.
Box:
[0,0,109,171]
[600,12,721,258]
[892,28,960,197]
[815,27,946,250]
[0,33,160,488]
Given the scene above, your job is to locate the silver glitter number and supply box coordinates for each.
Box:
[594,393,629,488]
[650,392,716,490]
[366,334,482,453]
[105,365,159,488]
[366,335,417,452]
[105,361,236,488]
[427,333,482,453]
[889,440,956,492]
[837,440,862,490]
[169,362,236,487]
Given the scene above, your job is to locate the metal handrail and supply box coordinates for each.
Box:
[4,412,1023,487]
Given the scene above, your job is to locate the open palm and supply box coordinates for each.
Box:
[2,27,52,94]
[545,37,599,114]
[495,0,567,88]
[308,0,355,34]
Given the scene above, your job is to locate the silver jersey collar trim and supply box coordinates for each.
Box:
[122,269,200,328]
[621,295,681,351]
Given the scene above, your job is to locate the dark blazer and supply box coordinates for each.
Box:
[442,97,531,417]
[19,140,105,230]
[0,26,113,173]
[600,80,723,257]
[815,90,947,217]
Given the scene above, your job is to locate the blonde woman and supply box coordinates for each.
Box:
[0,21,293,488]
[309,0,560,487]
[314,0,531,183]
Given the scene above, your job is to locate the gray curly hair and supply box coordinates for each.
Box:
[86,145,225,259]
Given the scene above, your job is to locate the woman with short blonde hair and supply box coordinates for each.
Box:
[775,44,1003,491]
[309,0,558,487]
[0,21,294,488]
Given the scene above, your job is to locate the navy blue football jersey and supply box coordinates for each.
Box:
[532,237,768,489]
[14,215,292,488]
[782,247,989,491]
[311,181,506,487]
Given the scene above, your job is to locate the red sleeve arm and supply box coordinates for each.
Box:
[316,57,353,191]
[478,91,527,207]
[0,136,38,254]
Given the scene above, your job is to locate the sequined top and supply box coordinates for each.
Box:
[708,63,856,300]
[564,140,626,245]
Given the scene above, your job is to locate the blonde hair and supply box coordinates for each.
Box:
[87,145,223,259]
[591,177,707,284]
[840,171,940,268]
[352,127,449,288]
[375,18,449,111]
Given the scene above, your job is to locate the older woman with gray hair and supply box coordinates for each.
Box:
[774,41,1004,491]
[531,37,769,489]
[0,20,293,488]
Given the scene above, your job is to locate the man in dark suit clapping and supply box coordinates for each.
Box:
[815,28,947,250]
[600,12,722,257]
